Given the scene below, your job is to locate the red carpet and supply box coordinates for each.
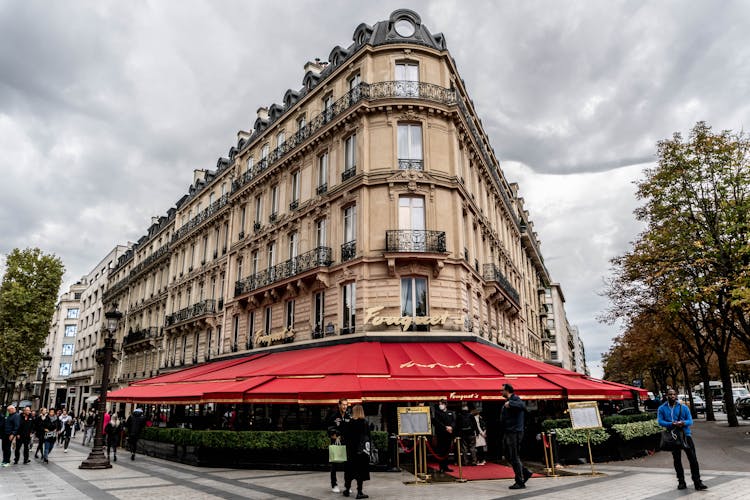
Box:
[427,461,542,481]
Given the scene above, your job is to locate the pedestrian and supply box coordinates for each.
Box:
[41,407,61,464]
[14,406,34,465]
[58,409,72,447]
[34,408,47,459]
[658,388,708,491]
[458,402,479,465]
[433,397,456,473]
[2,404,20,467]
[125,408,147,460]
[60,412,74,453]
[105,413,123,462]
[501,384,532,490]
[82,409,96,446]
[325,398,351,493]
[342,404,371,499]
[473,406,487,465]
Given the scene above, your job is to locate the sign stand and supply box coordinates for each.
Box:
[397,407,432,485]
[567,402,604,477]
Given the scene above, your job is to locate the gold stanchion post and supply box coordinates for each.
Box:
[455,436,467,483]
[548,432,557,477]
[586,430,596,476]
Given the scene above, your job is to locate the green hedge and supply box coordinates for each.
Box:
[541,412,655,431]
[553,427,610,446]
[140,428,388,454]
[610,420,662,441]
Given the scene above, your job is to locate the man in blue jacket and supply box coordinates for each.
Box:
[658,389,707,491]
[501,384,532,490]
[2,405,20,466]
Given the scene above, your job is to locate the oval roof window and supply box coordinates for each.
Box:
[394,19,415,37]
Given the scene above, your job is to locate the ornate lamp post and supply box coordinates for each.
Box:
[38,350,52,409]
[80,303,122,469]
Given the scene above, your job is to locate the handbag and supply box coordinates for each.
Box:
[659,428,685,451]
[329,438,347,463]
[44,431,57,440]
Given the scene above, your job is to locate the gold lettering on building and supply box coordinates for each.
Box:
[364,306,451,332]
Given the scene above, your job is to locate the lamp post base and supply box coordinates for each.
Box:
[79,447,112,469]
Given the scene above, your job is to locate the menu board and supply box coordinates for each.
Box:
[568,401,603,429]
[397,406,432,436]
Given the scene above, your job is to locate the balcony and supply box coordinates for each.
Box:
[231,81,456,195]
[172,194,229,243]
[316,183,328,196]
[253,221,262,233]
[341,167,357,182]
[269,212,278,223]
[235,246,333,296]
[384,230,447,277]
[165,299,216,328]
[341,240,356,262]
[289,200,299,211]
[482,264,521,312]
[123,327,160,353]
[398,159,424,171]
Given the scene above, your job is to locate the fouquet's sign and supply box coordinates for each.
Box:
[364,306,451,332]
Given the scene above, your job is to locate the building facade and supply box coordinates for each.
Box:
[103,9,582,390]
[63,245,131,414]
[43,281,86,409]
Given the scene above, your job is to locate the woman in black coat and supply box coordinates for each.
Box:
[105,414,123,462]
[342,404,371,499]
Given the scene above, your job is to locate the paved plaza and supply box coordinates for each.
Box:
[1,420,748,499]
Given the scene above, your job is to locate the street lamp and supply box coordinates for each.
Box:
[80,303,122,470]
[38,350,53,410]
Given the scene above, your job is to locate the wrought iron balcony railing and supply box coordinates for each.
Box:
[341,167,357,182]
[385,230,446,253]
[289,199,299,211]
[234,246,333,295]
[316,183,328,195]
[482,264,520,307]
[172,194,229,243]
[398,159,424,171]
[123,327,160,347]
[341,240,356,262]
[232,81,456,194]
[165,299,216,327]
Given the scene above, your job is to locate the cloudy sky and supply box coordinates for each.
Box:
[2,0,749,377]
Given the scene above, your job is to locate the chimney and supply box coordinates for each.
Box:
[304,60,324,75]
[256,107,269,121]
[193,169,207,184]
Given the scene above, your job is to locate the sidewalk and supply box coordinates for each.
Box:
[1,431,748,499]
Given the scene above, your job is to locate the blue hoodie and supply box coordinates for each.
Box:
[657,401,693,436]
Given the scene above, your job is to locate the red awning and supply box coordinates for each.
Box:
[108,340,643,404]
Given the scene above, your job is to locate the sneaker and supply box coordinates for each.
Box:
[509,483,525,490]
[1,463,10,468]
[332,485,341,493]
[355,494,368,499]
[678,481,687,490]
[477,461,486,466]
[343,489,350,497]
[64,449,68,453]
[23,460,31,464]
[694,482,708,490]
[131,454,135,461]
[113,455,117,462]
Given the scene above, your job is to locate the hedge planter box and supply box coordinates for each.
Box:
[615,434,660,460]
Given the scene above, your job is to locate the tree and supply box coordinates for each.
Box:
[605,122,750,427]
[0,248,64,403]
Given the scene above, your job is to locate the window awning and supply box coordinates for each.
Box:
[107,339,643,404]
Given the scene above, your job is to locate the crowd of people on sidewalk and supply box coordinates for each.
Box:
[1,404,148,467]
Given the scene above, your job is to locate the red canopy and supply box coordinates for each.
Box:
[108,339,643,404]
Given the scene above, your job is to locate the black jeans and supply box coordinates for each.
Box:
[672,436,701,484]
[503,431,530,486]
[2,435,13,464]
[436,433,453,470]
[330,461,341,487]
[14,437,30,463]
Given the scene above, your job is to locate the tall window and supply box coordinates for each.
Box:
[59,363,72,376]
[267,242,276,269]
[317,152,328,192]
[316,218,327,247]
[323,94,334,121]
[291,170,300,204]
[233,315,239,351]
[349,73,361,100]
[62,344,74,356]
[264,306,272,334]
[194,332,200,361]
[395,62,419,96]
[277,131,285,148]
[202,235,208,263]
[209,191,215,204]
[297,116,306,131]
[270,184,279,217]
[181,335,187,364]
[289,231,299,259]
[286,300,295,329]
[236,258,243,281]
[67,308,79,319]
[221,182,227,196]
[344,205,356,243]
[246,156,254,174]
[223,221,229,252]
[401,277,429,331]
[342,282,356,334]
[399,196,425,230]
[398,123,423,169]
[246,312,255,349]
[314,291,325,336]
[206,328,212,360]
[254,196,263,225]
[261,144,269,160]
[344,134,357,173]
[239,204,247,236]
[65,325,77,336]
[251,250,259,275]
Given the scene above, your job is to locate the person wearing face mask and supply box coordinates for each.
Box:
[658,388,708,491]
[325,398,351,493]
[433,398,455,473]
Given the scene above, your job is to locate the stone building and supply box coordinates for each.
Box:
[103,9,581,391]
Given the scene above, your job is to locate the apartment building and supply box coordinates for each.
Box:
[102,9,580,389]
